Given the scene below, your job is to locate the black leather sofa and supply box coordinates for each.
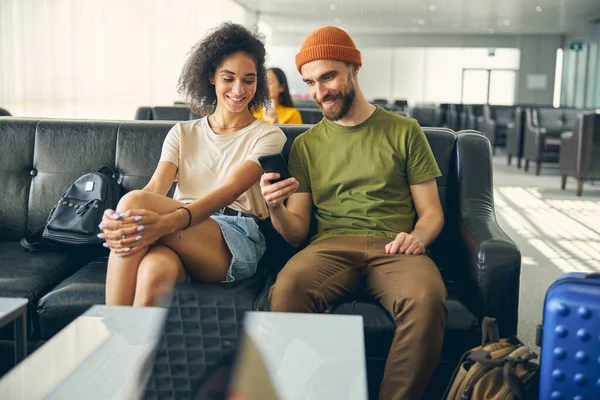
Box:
[135,105,203,121]
[0,117,520,399]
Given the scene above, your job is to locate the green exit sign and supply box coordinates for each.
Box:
[569,42,584,51]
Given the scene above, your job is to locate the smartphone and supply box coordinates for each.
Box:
[258,153,292,184]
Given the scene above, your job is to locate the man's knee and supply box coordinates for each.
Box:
[395,278,447,320]
[269,266,319,313]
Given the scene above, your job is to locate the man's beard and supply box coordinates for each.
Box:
[315,78,356,121]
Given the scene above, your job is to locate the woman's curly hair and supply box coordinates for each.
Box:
[178,22,269,115]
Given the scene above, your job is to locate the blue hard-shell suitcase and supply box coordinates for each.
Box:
[538,272,600,400]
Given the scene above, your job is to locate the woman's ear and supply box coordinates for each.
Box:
[209,74,215,85]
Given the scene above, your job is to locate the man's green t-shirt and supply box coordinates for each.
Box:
[288,106,441,244]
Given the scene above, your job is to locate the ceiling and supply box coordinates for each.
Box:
[238,0,600,36]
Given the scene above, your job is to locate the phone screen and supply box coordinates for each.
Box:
[258,153,292,184]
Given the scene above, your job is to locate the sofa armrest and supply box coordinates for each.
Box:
[456,132,521,337]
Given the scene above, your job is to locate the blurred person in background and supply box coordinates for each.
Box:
[255,67,303,124]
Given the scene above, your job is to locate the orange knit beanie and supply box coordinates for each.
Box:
[295,26,362,73]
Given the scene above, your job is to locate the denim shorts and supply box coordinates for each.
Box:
[209,212,266,283]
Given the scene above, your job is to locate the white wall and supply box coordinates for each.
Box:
[270,45,521,105]
[0,0,262,119]
[561,23,600,109]
[269,33,561,106]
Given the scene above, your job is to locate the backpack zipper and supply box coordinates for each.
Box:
[75,200,96,215]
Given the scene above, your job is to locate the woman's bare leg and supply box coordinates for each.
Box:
[133,244,188,307]
[105,190,232,306]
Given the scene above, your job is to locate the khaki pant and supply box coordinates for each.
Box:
[269,236,448,400]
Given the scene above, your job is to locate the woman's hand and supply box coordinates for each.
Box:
[263,107,279,124]
[99,209,164,257]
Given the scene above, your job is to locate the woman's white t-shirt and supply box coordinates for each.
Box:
[159,117,286,220]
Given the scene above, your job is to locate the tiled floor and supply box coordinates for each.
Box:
[491,153,600,350]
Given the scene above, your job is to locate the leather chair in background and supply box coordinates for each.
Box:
[0,107,11,116]
[411,105,441,127]
[292,99,319,109]
[297,107,323,124]
[523,107,580,175]
[478,105,515,156]
[447,104,464,131]
[506,107,528,168]
[135,105,203,121]
[560,112,600,196]
[463,104,485,130]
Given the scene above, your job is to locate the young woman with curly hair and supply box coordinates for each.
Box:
[100,22,286,307]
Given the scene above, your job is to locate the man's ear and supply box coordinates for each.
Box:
[351,64,361,75]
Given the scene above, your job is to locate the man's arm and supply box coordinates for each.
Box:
[386,178,444,254]
[260,173,313,247]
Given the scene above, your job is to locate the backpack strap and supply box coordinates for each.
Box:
[20,229,55,252]
[481,316,500,345]
[98,166,119,179]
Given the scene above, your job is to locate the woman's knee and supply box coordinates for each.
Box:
[116,190,148,211]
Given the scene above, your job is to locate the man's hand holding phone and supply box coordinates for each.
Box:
[258,153,299,209]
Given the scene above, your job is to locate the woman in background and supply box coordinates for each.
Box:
[255,67,303,124]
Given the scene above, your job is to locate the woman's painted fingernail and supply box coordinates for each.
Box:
[112,213,121,219]
[102,243,109,248]
[124,247,131,252]
[119,212,127,218]
[137,226,144,232]
[97,233,104,239]
[116,254,123,258]
[99,224,104,229]
[135,235,142,241]
[134,216,142,222]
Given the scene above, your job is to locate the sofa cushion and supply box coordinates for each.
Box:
[37,256,267,339]
[0,241,93,338]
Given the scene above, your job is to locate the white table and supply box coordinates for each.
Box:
[243,312,368,400]
[0,297,28,365]
[0,305,166,400]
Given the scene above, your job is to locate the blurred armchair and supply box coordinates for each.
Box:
[560,112,600,196]
[479,105,515,156]
[523,108,579,175]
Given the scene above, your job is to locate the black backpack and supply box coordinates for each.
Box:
[21,166,122,251]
